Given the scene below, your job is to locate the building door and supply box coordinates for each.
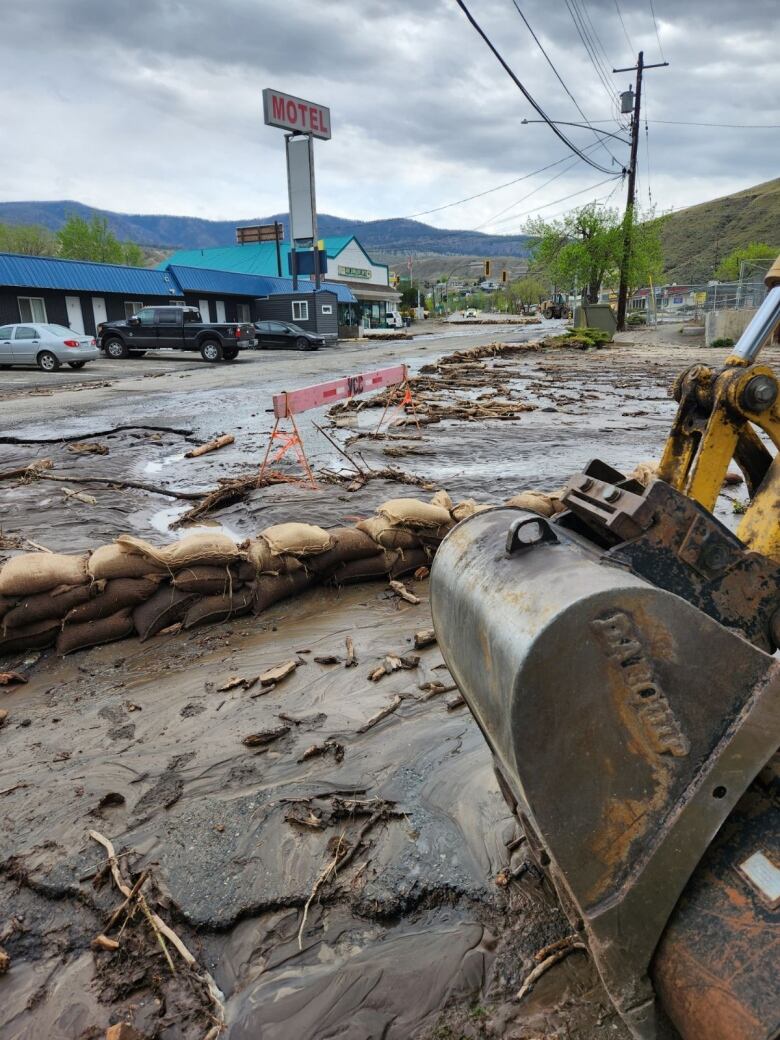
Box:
[215,300,226,322]
[92,297,107,329]
[65,296,85,333]
[198,299,210,321]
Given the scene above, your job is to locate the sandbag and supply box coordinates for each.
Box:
[253,570,312,615]
[88,543,167,581]
[0,553,88,597]
[451,499,493,523]
[183,588,254,629]
[628,461,658,487]
[3,584,95,630]
[377,498,452,530]
[117,533,241,569]
[132,586,196,641]
[259,523,332,557]
[0,618,61,655]
[0,596,16,620]
[303,527,382,579]
[173,565,245,596]
[57,609,134,655]
[330,550,400,586]
[65,577,162,624]
[244,539,304,576]
[505,490,564,518]
[356,516,421,551]
[390,548,432,579]
[430,490,453,511]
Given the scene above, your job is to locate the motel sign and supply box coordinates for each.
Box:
[262,88,331,140]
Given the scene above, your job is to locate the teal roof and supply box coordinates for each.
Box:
[161,235,387,278]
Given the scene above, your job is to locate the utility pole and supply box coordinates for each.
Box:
[614,51,668,331]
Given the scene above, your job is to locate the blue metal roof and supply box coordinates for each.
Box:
[167,265,356,303]
[0,252,182,296]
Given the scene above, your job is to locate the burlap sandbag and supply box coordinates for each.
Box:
[330,550,400,586]
[88,544,167,581]
[377,498,452,530]
[3,584,95,630]
[253,570,312,615]
[65,577,162,624]
[0,618,61,655]
[244,539,304,576]
[259,523,332,557]
[390,548,432,579]
[0,596,16,619]
[0,553,88,597]
[117,533,241,569]
[628,461,658,487]
[356,516,421,551]
[172,565,243,596]
[133,586,196,641]
[57,609,134,655]
[451,499,493,523]
[303,527,380,578]
[183,588,254,629]
[430,490,454,511]
[505,490,565,518]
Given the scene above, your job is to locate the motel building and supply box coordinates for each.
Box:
[163,235,401,335]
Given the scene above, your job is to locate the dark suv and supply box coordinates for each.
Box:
[98,306,255,362]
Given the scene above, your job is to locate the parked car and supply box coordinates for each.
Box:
[0,323,99,371]
[253,321,323,350]
[97,305,254,363]
[385,310,404,329]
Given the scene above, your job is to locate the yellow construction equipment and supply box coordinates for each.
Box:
[431,259,780,1039]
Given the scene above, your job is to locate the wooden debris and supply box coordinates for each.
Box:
[0,782,28,796]
[298,740,345,764]
[345,636,358,668]
[106,1024,145,1040]
[414,566,430,581]
[62,487,98,506]
[314,655,341,665]
[242,726,290,747]
[0,946,9,973]
[92,933,120,951]
[413,628,436,649]
[259,659,298,687]
[218,674,258,692]
[368,653,419,682]
[446,693,466,711]
[0,458,53,481]
[357,694,403,733]
[389,579,420,605]
[0,672,27,686]
[418,681,457,701]
[285,802,325,829]
[185,434,235,458]
[68,441,109,455]
[516,937,587,1000]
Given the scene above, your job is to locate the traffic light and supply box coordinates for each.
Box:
[501,269,508,283]
[484,259,491,278]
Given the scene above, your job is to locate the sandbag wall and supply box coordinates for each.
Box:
[1,492,528,658]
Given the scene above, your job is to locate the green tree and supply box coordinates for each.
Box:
[525,203,664,303]
[714,242,778,282]
[0,222,58,256]
[400,284,419,309]
[508,275,547,312]
[57,213,143,266]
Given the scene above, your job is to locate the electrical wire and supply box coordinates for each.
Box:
[511,1,623,167]
[643,81,652,205]
[453,0,622,177]
[483,174,619,232]
[648,0,666,62]
[563,0,618,114]
[574,0,626,126]
[613,0,635,59]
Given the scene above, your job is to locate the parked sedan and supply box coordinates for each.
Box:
[253,321,324,351]
[0,324,100,371]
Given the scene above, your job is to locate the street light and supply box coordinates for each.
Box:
[520,118,630,146]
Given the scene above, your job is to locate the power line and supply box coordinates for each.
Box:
[563,0,620,117]
[575,0,626,125]
[648,0,666,61]
[613,0,635,58]
[453,0,622,177]
[484,174,619,232]
[510,1,621,166]
[529,118,780,129]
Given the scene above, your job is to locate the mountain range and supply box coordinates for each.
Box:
[0,200,533,259]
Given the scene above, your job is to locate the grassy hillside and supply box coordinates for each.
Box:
[661,177,780,284]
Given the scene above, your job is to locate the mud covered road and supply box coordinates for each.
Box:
[1,326,769,1040]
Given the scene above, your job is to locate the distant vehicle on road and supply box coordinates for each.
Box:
[541,294,572,320]
[463,308,479,319]
[253,320,323,350]
[0,323,99,371]
[385,310,404,329]
[97,305,254,363]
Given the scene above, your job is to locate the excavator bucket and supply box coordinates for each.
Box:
[430,489,780,1040]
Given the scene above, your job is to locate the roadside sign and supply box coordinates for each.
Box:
[262,88,331,140]
[235,223,284,244]
[286,134,317,242]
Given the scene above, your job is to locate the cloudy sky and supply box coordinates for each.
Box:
[2,0,778,231]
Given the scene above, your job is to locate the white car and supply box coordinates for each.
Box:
[0,323,100,371]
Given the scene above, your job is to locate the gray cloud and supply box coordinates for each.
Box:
[1,0,778,230]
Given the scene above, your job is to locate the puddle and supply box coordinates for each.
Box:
[143,452,186,474]
[149,504,244,542]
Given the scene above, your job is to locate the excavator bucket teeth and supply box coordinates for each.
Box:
[430,506,780,1040]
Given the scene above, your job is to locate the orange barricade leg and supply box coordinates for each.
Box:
[375,381,420,435]
[259,414,317,490]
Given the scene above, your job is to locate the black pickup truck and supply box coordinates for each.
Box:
[97,305,254,362]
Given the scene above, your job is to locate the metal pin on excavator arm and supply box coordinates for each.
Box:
[431,258,780,1040]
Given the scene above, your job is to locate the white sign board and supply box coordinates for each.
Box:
[263,88,331,140]
[286,134,316,242]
